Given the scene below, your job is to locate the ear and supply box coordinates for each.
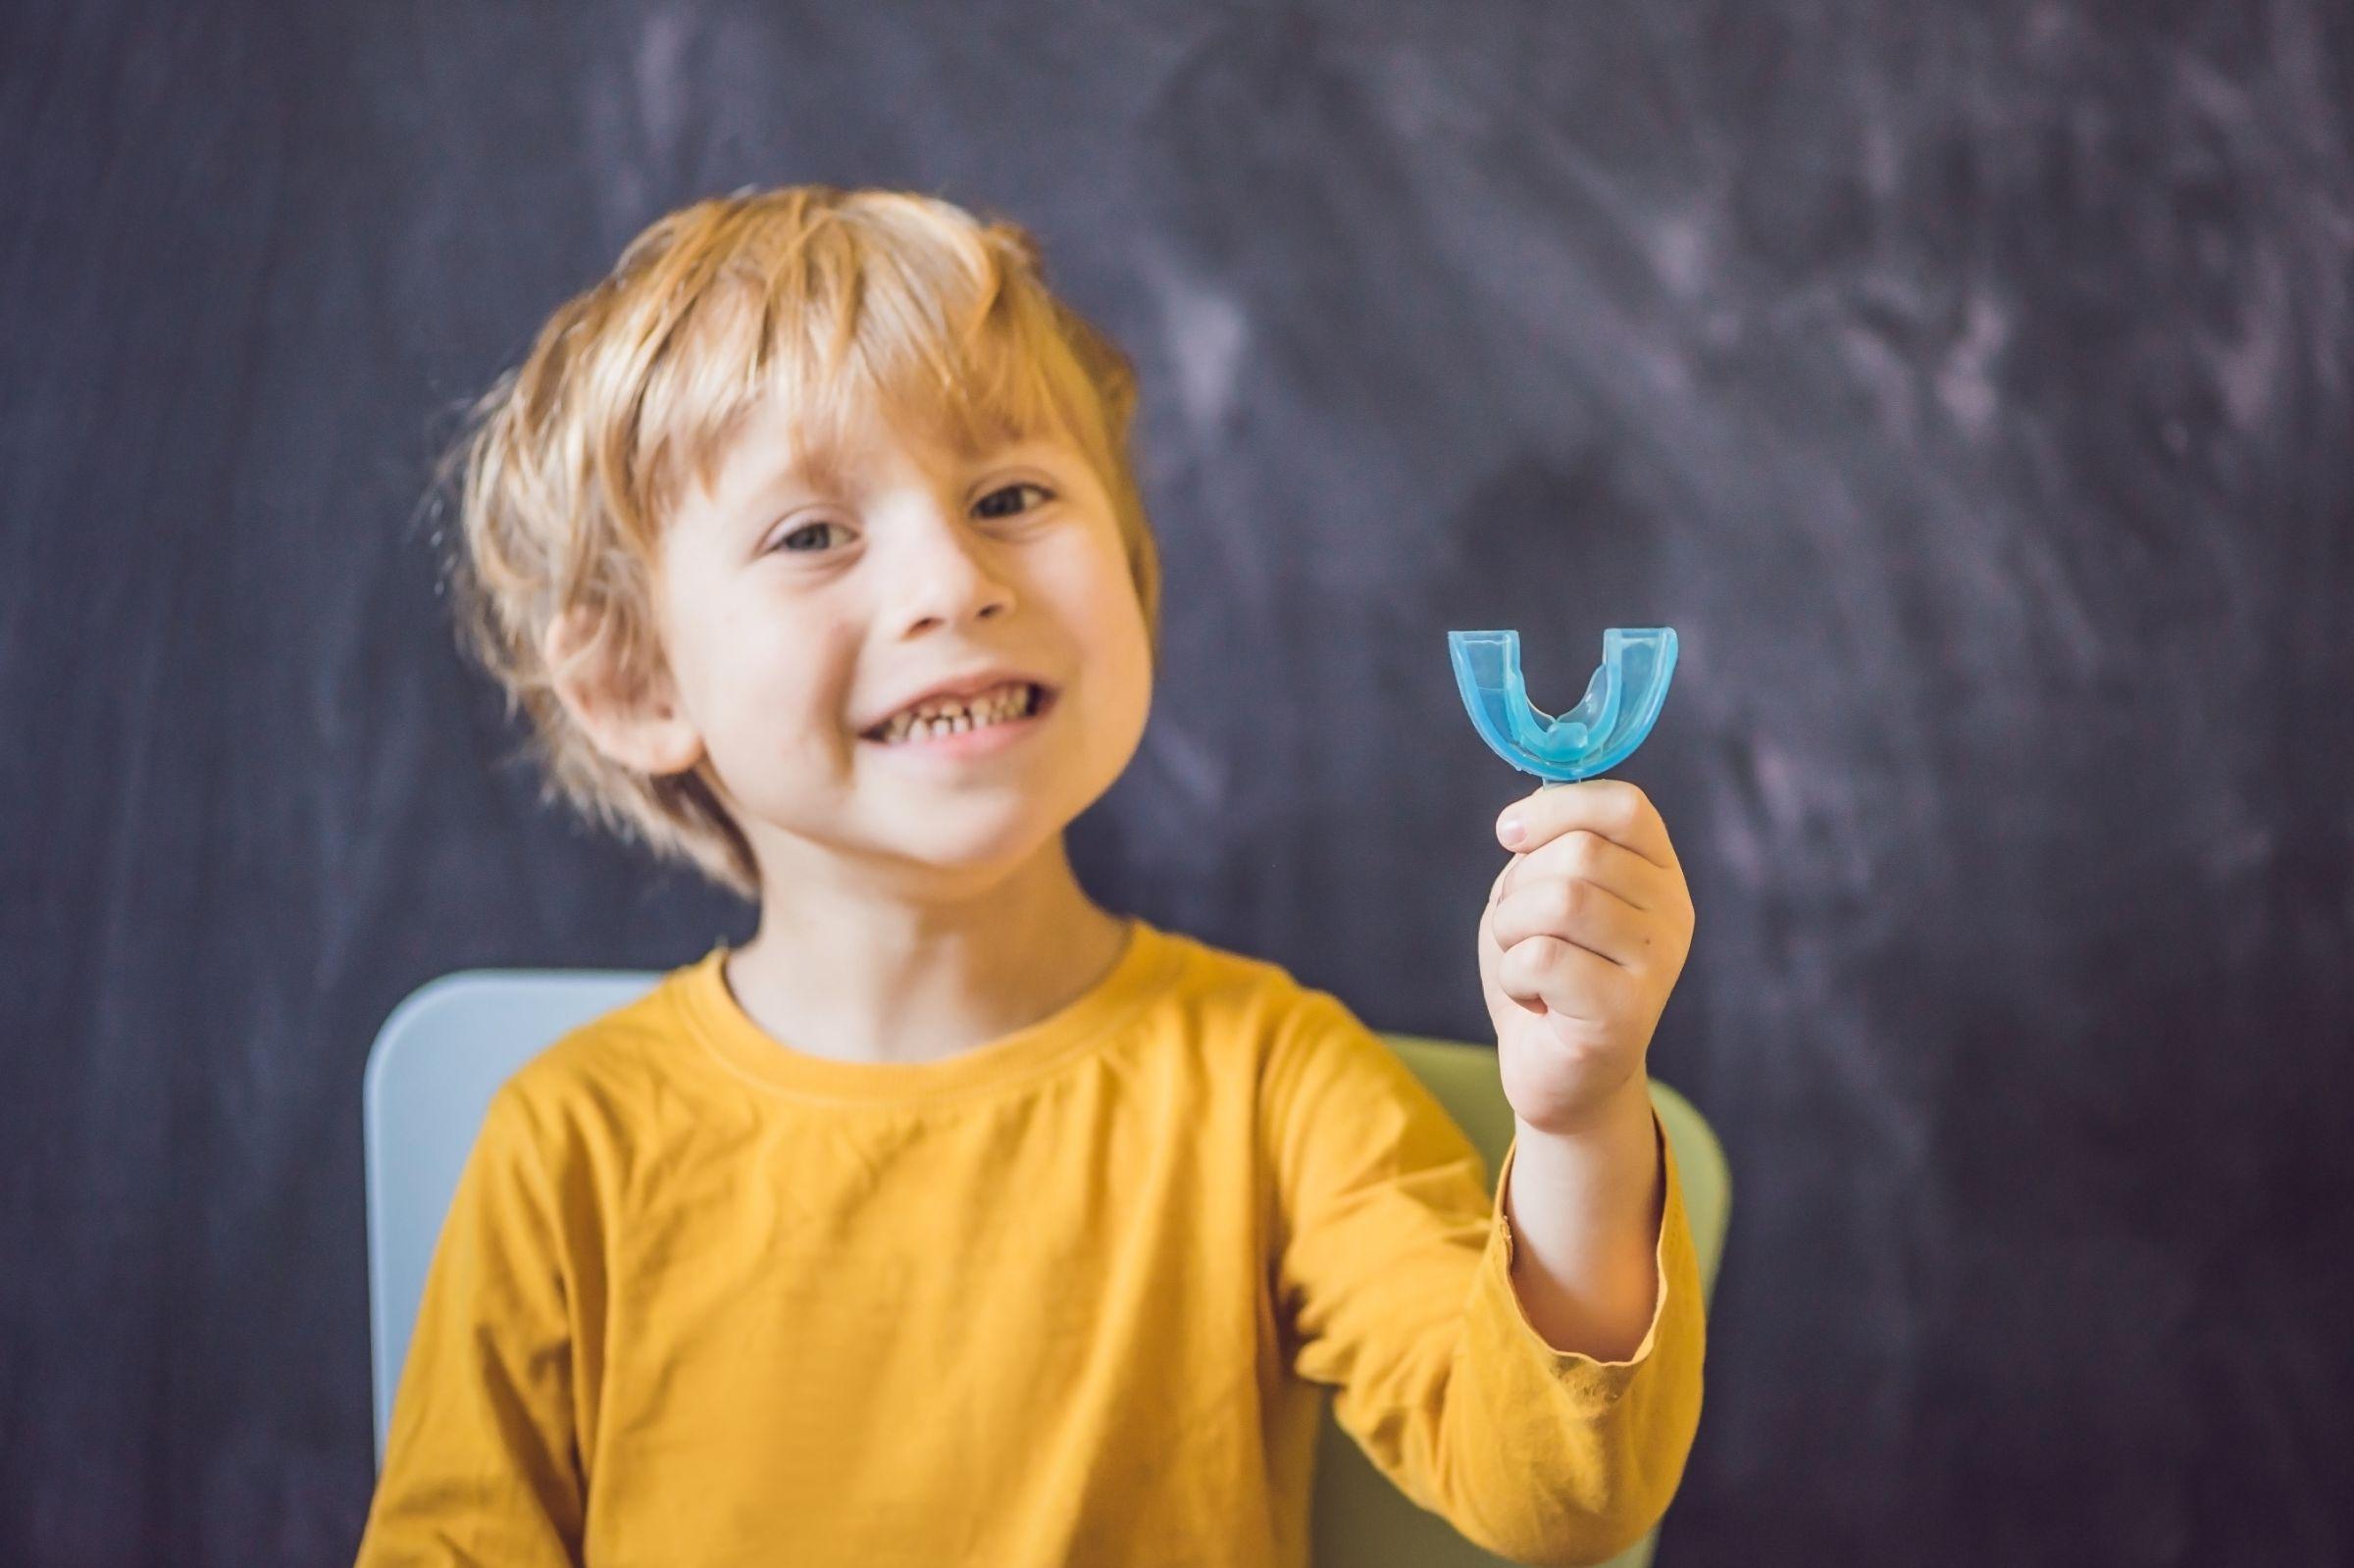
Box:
[541,607,705,778]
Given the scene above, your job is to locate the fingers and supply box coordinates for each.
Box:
[1484,779,1695,1030]
[1496,779,1679,871]
[1493,934,1621,1025]
[1489,868,1650,969]
[1493,823,1672,914]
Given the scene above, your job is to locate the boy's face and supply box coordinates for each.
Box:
[633,391,1152,886]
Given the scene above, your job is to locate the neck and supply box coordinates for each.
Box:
[722,835,1130,1066]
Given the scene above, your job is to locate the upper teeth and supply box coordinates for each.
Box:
[875,682,1037,743]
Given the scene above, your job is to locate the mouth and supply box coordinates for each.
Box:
[858,680,1057,746]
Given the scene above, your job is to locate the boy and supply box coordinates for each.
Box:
[358,184,1703,1566]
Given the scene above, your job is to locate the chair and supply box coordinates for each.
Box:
[365,973,1730,1567]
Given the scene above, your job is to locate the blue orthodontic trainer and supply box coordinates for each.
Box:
[1446,627,1678,783]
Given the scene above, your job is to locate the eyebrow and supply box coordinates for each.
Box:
[723,424,1067,531]
[750,438,852,501]
[709,440,849,539]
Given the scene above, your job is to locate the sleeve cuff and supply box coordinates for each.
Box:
[1479,1101,1692,1407]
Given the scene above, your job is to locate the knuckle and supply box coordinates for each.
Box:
[1500,944,1542,992]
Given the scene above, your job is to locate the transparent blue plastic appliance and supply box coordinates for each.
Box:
[1447,627,1678,782]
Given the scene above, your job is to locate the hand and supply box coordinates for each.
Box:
[1478,779,1695,1137]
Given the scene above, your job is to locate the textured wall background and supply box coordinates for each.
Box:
[4,2,2349,1563]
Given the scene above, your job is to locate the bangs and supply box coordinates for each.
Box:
[628,199,1108,523]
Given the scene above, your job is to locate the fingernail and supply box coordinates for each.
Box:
[1498,813,1525,847]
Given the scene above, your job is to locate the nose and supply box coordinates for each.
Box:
[881,503,1014,637]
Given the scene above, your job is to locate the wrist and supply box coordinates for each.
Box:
[1514,1067,1652,1145]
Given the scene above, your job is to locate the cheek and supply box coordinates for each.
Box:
[1062,526,1151,658]
[1110,590,1155,695]
[1076,580,1154,734]
[1051,549,1147,675]
[694,588,856,744]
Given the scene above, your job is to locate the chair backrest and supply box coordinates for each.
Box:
[365,974,1730,1568]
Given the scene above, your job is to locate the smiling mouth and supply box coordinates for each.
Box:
[860,681,1055,745]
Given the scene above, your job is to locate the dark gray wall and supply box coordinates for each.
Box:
[4,2,2349,1563]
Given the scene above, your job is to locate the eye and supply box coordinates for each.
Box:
[973,481,1052,521]
[770,518,849,554]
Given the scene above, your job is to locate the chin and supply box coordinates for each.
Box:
[879,796,1074,872]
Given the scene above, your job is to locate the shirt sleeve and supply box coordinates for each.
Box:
[354,1079,598,1568]
[1261,988,1707,1567]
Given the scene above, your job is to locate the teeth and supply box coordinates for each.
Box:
[875,682,1038,744]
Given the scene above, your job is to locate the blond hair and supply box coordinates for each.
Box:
[432,185,1161,901]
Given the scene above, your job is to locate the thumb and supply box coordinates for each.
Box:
[1486,855,1517,911]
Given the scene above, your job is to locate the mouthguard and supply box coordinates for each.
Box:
[1446,627,1678,783]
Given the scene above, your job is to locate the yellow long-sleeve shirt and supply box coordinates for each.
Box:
[356,915,1704,1566]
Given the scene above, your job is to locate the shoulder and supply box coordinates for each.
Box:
[479,953,720,1170]
[1150,930,1481,1197]
[1140,922,1394,1084]
[1144,922,1343,1028]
